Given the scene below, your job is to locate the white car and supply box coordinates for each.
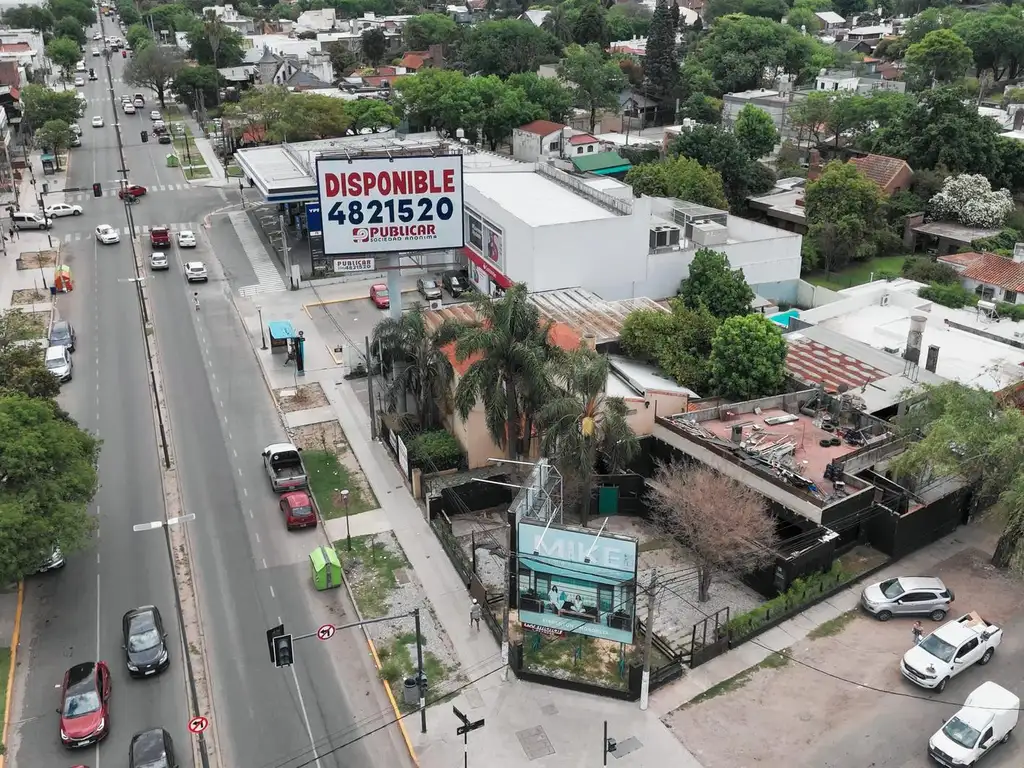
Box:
[901,612,1002,692]
[149,110,161,120]
[75,60,86,72]
[45,203,83,218]
[70,123,82,136]
[91,48,100,56]
[133,98,144,108]
[95,224,120,244]
[91,116,104,127]
[184,261,208,282]
[93,32,102,40]
[177,230,196,248]
[74,77,85,87]
[123,103,135,115]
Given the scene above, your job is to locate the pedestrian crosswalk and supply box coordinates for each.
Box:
[65,184,190,203]
[60,221,196,243]
[228,212,287,297]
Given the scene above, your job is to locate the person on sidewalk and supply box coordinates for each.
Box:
[470,599,482,631]
[912,621,924,645]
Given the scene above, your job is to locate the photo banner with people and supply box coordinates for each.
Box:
[516,521,638,644]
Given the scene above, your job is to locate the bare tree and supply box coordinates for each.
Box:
[647,461,777,602]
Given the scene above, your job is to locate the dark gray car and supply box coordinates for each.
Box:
[49,320,76,352]
[122,605,170,677]
[130,727,177,768]
[417,278,442,301]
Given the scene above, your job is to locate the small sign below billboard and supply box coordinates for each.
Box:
[333,257,376,273]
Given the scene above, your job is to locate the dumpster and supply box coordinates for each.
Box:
[309,545,342,591]
[166,154,179,168]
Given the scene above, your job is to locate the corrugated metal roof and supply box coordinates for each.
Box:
[527,288,668,345]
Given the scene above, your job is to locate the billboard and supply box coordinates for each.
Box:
[516,521,638,644]
[315,154,465,256]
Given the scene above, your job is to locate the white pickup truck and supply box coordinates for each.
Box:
[901,611,1002,693]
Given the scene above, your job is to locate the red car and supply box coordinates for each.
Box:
[370,283,389,309]
[59,661,111,748]
[280,490,317,530]
[118,184,147,199]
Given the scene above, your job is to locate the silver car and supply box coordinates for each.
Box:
[861,576,954,622]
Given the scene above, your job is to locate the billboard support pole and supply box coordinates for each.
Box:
[365,335,377,441]
[639,568,657,711]
[279,213,294,289]
[501,512,510,681]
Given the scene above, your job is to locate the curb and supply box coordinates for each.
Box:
[301,288,419,314]
[231,291,420,768]
[0,580,25,768]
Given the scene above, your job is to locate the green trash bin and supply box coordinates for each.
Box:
[166,154,179,168]
[309,545,342,591]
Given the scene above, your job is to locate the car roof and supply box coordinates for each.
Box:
[126,606,158,630]
[282,491,310,506]
[131,727,169,762]
[894,577,946,591]
[51,320,70,332]
[98,224,113,230]
[66,661,96,687]
[186,261,204,268]
[152,225,168,231]
[45,345,67,359]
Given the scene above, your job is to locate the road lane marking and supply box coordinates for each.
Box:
[269,586,274,598]
[232,448,237,458]
[255,533,260,543]
[211,372,216,381]
[96,553,100,564]
[227,432,232,441]
[237,467,242,477]
[289,665,324,768]
[95,572,101,659]
[243,488,248,498]
[248,509,253,518]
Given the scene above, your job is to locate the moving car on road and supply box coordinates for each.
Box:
[45,203,83,218]
[91,116,104,127]
[861,576,954,622]
[901,611,1002,692]
[123,102,136,114]
[122,605,170,677]
[176,229,196,248]
[45,344,72,382]
[417,278,442,301]
[262,442,308,492]
[150,225,170,249]
[118,184,146,199]
[280,490,317,530]
[929,681,1019,767]
[74,77,85,87]
[183,261,207,282]
[149,110,161,120]
[150,251,168,270]
[95,224,120,244]
[58,661,111,748]
[158,133,172,144]
[370,283,389,309]
[91,48,100,56]
[129,727,177,768]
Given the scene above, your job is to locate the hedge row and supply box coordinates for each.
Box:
[406,429,465,472]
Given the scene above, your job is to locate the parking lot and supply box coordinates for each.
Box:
[663,545,1024,768]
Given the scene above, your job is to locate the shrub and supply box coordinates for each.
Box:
[724,562,851,641]
[919,282,977,309]
[997,302,1024,322]
[901,257,958,285]
[406,429,464,472]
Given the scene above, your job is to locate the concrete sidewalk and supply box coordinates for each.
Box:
[175,107,228,186]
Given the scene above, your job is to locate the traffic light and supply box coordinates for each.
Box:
[266,624,284,663]
[92,183,102,197]
[273,634,294,667]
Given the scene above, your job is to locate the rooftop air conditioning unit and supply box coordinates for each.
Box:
[689,220,728,247]
[880,293,889,306]
[428,299,443,311]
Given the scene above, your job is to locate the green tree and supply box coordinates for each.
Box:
[558,44,626,133]
[708,0,788,21]
[324,42,357,80]
[620,301,719,390]
[471,75,546,150]
[679,248,754,320]
[345,98,399,131]
[49,0,95,27]
[904,28,973,87]
[126,22,156,51]
[46,37,82,83]
[172,64,223,110]
[54,17,87,46]
[542,5,574,43]
[538,349,638,523]
[671,125,758,210]
[361,28,387,65]
[439,284,559,460]
[0,310,60,400]
[403,12,458,49]
[201,9,230,69]
[572,0,609,46]
[643,0,678,102]
[506,72,574,123]
[21,84,80,130]
[625,156,728,209]
[0,393,100,584]
[223,85,291,142]
[145,2,192,33]
[606,3,652,41]
[460,20,563,78]
[3,4,54,32]
[709,314,787,400]
[803,160,885,271]
[954,8,1024,83]
[785,5,821,33]
[395,69,483,137]
[733,103,779,159]
[372,306,454,429]
[35,119,73,167]
[903,6,962,45]
[187,23,243,66]
[275,94,352,141]
[124,45,185,108]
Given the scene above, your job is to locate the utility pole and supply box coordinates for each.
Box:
[501,514,510,681]
[414,607,427,733]
[278,213,293,289]
[365,336,377,440]
[640,569,657,711]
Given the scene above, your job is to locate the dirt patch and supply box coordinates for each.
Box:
[16,250,57,270]
[662,546,1024,768]
[273,382,329,413]
[290,420,378,515]
[11,288,48,306]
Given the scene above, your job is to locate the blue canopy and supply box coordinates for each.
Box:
[267,320,295,341]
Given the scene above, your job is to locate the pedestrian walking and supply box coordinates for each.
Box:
[8,226,13,240]
[912,621,924,645]
[470,598,482,631]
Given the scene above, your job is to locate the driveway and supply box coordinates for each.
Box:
[663,547,1024,767]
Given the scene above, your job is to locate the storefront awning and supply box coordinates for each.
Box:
[463,247,512,289]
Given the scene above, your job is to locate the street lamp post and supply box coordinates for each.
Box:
[256,304,267,349]
[341,489,351,550]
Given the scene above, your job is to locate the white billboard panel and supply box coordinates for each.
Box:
[315,154,465,255]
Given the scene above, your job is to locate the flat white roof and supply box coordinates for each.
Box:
[465,172,616,227]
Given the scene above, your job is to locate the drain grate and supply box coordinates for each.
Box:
[540,704,558,716]
[394,568,411,585]
[516,726,555,760]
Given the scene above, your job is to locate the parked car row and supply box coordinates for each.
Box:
[370,271,475,310]
[261,443,318,531]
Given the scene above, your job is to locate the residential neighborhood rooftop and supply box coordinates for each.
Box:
[527,287,668,345]
[939,251,1024,293]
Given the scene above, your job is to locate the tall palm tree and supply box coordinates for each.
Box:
[538,349,639,524]
[439,284,558,459]
[372,306,453,430]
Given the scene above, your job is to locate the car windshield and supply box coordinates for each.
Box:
[919,634,956,662]
[377,288,388,296]
[291,504,313,517]
[879,579,905,599]
[63,690,100,717]
[51,327,69,342]
[423,281,437,289]
[129,626,161,652]
[942,716,981,749]
[46,356,64,370]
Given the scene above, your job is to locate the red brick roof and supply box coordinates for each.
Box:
[568,134,599,145]
[0,43,29,53]
[848,153,911,190]
[938,251,1024,293]
[785,337,889,392]
[518,120,565,137]
[400,53,425,70]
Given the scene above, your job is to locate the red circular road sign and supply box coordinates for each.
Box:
[317,624,336,641]
[188,716,209,734]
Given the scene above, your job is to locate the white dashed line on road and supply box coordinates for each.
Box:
[232,448,237,458]
[269,585,275,598]
[255,533,260,543]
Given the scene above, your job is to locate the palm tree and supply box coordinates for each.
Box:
[372,306,453,430]
[538,349,639,525]
[439,284,558,460]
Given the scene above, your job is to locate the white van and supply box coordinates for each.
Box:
[12,211,52,230]
[929,681,1019,766]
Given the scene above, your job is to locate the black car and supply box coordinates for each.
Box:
[442,272,466,298]
[122,606,170,677]
[158,134,172,144]
[130,727,177,768]
[49,320,76,352]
